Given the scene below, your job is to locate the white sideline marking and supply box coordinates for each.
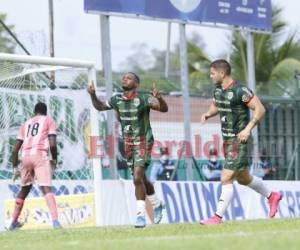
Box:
[99,229,300,242]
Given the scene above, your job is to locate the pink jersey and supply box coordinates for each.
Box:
[17,115,57,157]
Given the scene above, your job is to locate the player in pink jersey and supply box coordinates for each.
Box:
[8,102,61,230]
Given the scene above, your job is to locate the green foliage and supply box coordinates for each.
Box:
[72,70,108,89]
[117,6,300,97]
[230,6,300,96]
[118,32,212,96]
[0,13,16,53]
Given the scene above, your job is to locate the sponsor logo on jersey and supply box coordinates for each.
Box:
[227,91,234,100]
[242,94,250,103]
[120,116,138,121]
[242,87,253,96]
[214,88,222,97]
[133,97,140,107]
[119,109,138,113]
[218,107,232,112]
[241,87,253,103]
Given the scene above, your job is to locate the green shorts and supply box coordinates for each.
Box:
[124,142,153,169]
[223,140,249,171]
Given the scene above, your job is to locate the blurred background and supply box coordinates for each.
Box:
[0,0,300,182]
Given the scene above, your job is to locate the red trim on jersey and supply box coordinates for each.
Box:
[122,91,137,100]
[222,80,236,91]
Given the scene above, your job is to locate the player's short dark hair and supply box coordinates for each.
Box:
[34,102,47,115]
[127,72,140,84]
[210,59,231,76]
[209,147,218,156]
[160,147,169,155]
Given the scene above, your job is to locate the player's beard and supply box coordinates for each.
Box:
[214,79,222,86]
[122,85,135,91]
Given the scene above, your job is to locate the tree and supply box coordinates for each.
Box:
[230,6,300,96]
[0,13,16,53]
[118,42,154,73]
[117,32,212,95]
[186,32,212,96]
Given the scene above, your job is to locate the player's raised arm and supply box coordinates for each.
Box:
[201,101,219,124]
[87,81,112,111]
[149,82,168,112]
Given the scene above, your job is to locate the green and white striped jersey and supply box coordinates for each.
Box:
[107,92,154,146]
[213,81,254,140]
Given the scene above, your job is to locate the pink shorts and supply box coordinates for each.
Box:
[21,155,52,187]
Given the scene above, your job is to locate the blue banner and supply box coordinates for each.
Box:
[84,0,272,32]
[157,181,299,223]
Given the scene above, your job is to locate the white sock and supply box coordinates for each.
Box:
[147,193,161,208]
[136,200,146,216]
[247,175,271,198]
[216,184,234,218]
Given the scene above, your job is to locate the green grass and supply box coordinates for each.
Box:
[1,219,300,250]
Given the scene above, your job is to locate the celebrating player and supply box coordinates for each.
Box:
[87,72,168,228]
[200,59,282,225]
[8,102,61,230]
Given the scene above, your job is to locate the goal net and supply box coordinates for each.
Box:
[0,53,102,229]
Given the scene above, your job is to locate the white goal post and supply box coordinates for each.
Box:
[0,53,103,229]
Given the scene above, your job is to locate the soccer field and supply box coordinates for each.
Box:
[1,219,299,250]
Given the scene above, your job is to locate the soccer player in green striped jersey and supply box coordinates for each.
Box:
[88,72,168,228]
[200,59,282,225]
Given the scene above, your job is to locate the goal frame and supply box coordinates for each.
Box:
[0,53,103,228]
